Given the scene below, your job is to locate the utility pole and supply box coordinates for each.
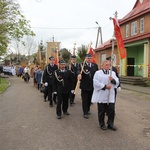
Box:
[95,21,103,49]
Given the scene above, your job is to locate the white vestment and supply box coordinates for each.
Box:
[91,70,119,103]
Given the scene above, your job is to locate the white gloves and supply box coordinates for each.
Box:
[44,82,48,86]
[117,87,121,91]
[71,90,74,94]
[53,92,57,94]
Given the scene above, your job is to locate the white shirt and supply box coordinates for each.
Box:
[24,67,30,74]
[91,70,119,103]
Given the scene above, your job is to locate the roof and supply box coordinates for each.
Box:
[94,39,117,52]
[120,0,150,24]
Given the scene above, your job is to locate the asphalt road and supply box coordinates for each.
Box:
[0,76,150,150]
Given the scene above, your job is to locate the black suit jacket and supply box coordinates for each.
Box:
[112,66,121,87]
[53,69,73,94]
[67,63,81,88]
[79,62,98,91]
[42,64,58,85]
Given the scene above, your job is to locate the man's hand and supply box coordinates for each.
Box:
[106,84,111,89]
[78,74,82,80]
[44,82,48,86]
[108,76,113,81]
[117,87,121,91]
[71,90,74,94]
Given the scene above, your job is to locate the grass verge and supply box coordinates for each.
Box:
[0,77,9,94]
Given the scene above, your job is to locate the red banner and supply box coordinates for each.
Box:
[113,18,126,59]
[54,50,59,65]
[89,47,96,63]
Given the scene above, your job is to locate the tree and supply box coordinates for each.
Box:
[77,45,88,62]
[0,0,35,56]
[61,48,71,63]
[23,36,37,59]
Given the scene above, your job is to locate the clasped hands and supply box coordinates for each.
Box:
[106,76,114,89]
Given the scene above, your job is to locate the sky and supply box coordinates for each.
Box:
[17,0,136,52]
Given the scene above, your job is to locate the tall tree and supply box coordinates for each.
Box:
[77,45,88,62]
[61,48,71,63]
[0,0,35,56]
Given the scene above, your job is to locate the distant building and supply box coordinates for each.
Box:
[94,0,150,79]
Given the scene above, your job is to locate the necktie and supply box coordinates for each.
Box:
[88,63,90,67]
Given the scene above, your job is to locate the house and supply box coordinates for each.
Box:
[94,0,150,81]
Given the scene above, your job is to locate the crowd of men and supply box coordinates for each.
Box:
[10,54,120,131]
[31,54,121,131]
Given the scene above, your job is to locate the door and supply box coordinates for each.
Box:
[127,58,134,76]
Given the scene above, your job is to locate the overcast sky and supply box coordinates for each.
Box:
[18,0,136,51]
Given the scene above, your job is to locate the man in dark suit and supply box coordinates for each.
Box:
[68,55,81,105]
[78,53,98,119]
[53,60,74,119]
[42,56,58,106]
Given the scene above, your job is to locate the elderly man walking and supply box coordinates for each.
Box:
[91,60,119,131]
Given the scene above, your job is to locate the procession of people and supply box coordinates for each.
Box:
[10,53,120,131]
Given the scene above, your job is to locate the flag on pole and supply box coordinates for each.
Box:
[54,49,59,65]
[89,47,96,63]
[112,18,126,59]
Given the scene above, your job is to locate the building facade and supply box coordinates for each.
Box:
[94,0,150,79]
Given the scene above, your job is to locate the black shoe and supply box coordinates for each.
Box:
[57,116,61,119]
[107,125,117,131]
[49,103,53,107]
[101,125,107,130]
[83,114,89,119]
[44,99,46,102]
[64,112,70,115]
[87,111,91,115]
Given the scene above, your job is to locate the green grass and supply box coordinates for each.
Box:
[0,78,9,94]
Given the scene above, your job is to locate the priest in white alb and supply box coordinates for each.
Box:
[91,60,119,131]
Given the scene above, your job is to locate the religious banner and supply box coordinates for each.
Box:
[112,18,126,59]
[89,47,96,63]
[53,49,59,65]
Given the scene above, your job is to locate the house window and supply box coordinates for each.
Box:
[126,24,129,37]
[131,21,137,36]
[140,18,144,33]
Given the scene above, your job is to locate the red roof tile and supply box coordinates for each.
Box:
[121,0,150,24]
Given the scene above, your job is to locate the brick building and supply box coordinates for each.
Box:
[94,0,150,79]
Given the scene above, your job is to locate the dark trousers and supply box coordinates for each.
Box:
[44,85,53,103]
[69,93,75,104]
[56,93,69,116]
[69,81,77,104]
[81,90,93,115]
[37,84,41,90]
[97,103,115,127]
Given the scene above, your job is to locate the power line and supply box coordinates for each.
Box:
[31,27,97,30]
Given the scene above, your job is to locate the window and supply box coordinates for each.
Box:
[131,21,137,36]
[126,24,129,37]
[140,18,144,33]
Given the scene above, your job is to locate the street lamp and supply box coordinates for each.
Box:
[95,21,103,48]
